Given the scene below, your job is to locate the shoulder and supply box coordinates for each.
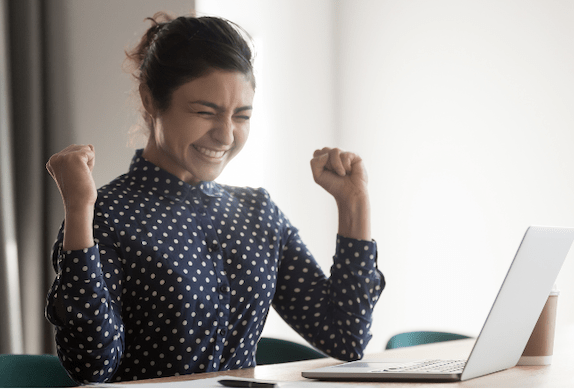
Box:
[219,185,280,217]
[96,173,133,205]
[219,185,294,231]
[93,172,150,224]
[220,185,272,204]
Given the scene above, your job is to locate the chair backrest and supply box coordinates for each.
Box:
[386,331,470,349]
[0,354,77,387]
[256,337,326,365]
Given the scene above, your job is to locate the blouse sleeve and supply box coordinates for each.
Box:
[45,209,125,384]
[272,211,385,361]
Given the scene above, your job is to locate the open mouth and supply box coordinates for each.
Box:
[194,145,227,159]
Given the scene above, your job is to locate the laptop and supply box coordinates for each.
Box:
[302,226,574,382]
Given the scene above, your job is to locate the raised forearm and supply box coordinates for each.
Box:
[63,205,95,251]
[336,193,371,241]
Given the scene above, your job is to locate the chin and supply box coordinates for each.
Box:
[198,170,223,183]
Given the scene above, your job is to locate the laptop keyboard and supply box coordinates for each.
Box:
[373,359,467,374]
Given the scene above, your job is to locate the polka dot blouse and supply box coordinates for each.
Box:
[45,149,385,384]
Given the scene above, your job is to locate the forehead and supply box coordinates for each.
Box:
[173,70,255,105]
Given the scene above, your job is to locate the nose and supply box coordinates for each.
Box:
[211,116,234,146]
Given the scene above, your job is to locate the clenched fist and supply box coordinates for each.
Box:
[46,144,97,250]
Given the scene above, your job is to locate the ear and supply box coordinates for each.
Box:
[139,84,156,117]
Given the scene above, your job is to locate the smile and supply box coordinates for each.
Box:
[194,145,227,159]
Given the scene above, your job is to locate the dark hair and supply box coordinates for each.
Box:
[125,12,255,132]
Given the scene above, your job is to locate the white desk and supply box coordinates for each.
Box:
[122,323,574,387]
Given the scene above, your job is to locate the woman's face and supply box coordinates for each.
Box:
[142,70,255,185]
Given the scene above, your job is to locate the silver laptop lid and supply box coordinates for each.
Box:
[461,226,574,380]
[301,226,574,382]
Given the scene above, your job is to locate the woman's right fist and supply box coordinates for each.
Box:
[46,144,97,211]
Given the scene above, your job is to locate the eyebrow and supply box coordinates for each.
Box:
[190,100,253,113]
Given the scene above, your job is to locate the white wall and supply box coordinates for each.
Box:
[57,0,574,355]
[336,0,574,351]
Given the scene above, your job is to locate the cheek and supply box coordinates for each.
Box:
[159,118,202,146]
[235,124,250,146]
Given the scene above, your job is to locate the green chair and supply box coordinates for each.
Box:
[256,337,326,365]
[386,331,470,350]
[0,354,77,387]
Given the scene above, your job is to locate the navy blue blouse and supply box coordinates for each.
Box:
[45,149,385,384]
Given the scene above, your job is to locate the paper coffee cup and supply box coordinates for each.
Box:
[517,290,559,365]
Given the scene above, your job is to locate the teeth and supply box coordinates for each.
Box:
[195,146,226,158]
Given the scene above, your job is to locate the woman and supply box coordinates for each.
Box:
[45,13,384,384]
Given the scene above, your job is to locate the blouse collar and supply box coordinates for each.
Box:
[127,149,224,201]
